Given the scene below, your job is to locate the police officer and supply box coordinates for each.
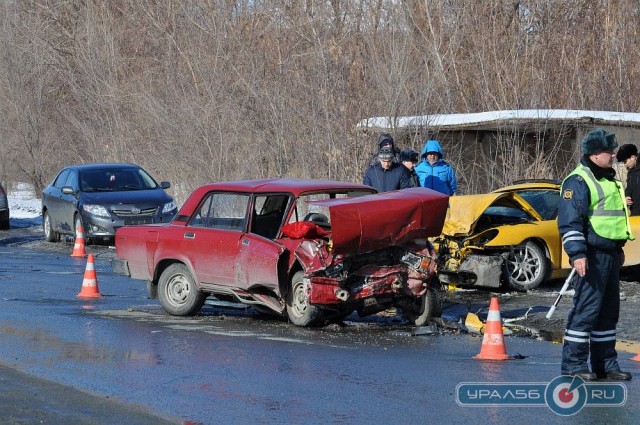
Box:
[558,128,634,381]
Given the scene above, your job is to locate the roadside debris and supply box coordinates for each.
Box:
[412,323,439,336]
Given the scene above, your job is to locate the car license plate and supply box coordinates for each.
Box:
[124,218,152,225]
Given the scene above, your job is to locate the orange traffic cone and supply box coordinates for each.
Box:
[77,254,102,298]
[474,296,511,360]
[71,224,87,257]
[632,349,640,362]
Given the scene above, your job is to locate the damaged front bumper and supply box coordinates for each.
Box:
[307,264,427,305]
[293,237,439,317]
[438,254,505,288]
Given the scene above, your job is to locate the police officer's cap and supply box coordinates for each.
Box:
[581,128,618,156]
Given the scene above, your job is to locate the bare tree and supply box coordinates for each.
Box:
[2,0,640,200]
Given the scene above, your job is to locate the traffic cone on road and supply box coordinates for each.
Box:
[632,348,640,362]
[77,254,102,298]
[474,296,511,361]
[71,224,87,257]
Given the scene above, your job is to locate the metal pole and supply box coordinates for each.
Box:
[546,268,577,319]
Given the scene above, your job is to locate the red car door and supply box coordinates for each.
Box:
[184,227,244,285]
[182,192,250,286]
[231,193,289,289]
[234,234,284,289]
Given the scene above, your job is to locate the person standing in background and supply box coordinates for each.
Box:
[616,143,640,216]
[415,139,457,195]
[368,133,400,167]
[399,149,419,187]
[363,149,411,192]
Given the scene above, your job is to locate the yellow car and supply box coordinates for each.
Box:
[432,180,640,291]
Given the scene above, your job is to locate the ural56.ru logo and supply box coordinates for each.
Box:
[456,376,626,416]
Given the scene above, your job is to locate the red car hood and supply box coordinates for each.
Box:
[312,188,449,255]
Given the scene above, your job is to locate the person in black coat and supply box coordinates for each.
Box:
[363,149,411,192]
[616,143,640,216]
[399,149,420,187]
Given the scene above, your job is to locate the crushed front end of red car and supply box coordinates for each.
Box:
[285,188,449,324]
[298,240,437,303]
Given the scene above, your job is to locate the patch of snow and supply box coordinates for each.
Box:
[7,183,42,228]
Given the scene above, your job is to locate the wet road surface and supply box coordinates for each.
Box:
[2,227,640,423]
[0,362,180,424]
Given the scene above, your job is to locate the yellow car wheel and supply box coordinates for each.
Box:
[504,241,549,291]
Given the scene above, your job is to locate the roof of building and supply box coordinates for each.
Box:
[356,109,640,133]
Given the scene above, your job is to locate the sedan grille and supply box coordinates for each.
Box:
[112,207,157,217]
[112,207,157,225]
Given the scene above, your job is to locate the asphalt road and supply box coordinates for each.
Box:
[2,243,640,424]
[0,363,181,424]
[4,222,640,344]
[4,222,640,345]
[0,227,184,424]
[444,271,640,354]
[3,224,640,423]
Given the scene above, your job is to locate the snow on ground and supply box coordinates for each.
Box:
[7,183,42,228]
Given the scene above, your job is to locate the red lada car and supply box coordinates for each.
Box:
[112,178,449,327]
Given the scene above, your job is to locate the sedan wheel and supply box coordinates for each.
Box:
[286,271,321,326]
[43,211,59,242]
[158,264,206,316]
[505,241,549,291]
[401,285,443,326]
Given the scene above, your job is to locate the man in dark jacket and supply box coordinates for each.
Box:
[558,128,634,381]
[363,149,411,192]
[616,143,640,216]
[399,149,420,187]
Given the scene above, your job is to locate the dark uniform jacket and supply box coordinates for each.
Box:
[625,165,640,216]
[558,158,626,264]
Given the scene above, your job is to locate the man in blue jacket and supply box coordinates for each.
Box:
[415,139,457,195]
[363,149,411,192]
[558,128,634,381]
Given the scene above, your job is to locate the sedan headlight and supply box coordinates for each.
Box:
[83,204,110,218]
[162,201,177,214]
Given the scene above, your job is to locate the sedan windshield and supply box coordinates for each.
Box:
[79,169,158,192]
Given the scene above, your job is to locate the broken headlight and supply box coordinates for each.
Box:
[324,253,345,277]
[401,252,435,273]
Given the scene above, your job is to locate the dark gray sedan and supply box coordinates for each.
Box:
[41,163,177,243]
[0,182,8,230]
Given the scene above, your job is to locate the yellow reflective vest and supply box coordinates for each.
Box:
[567,165,634,241]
